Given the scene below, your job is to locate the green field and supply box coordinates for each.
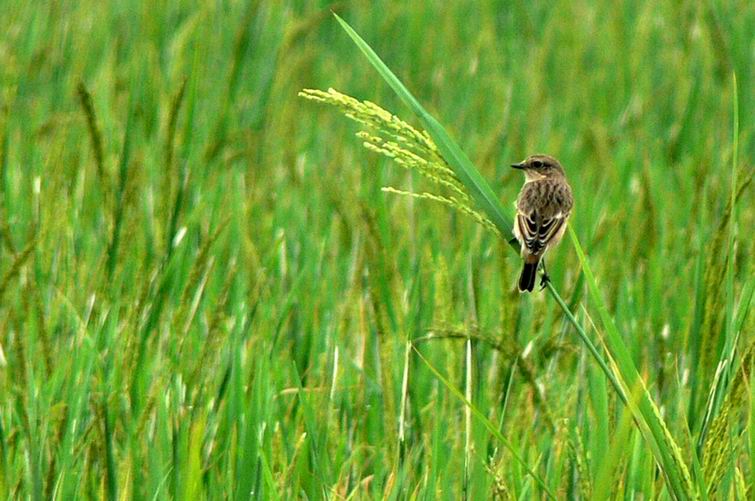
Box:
[0,1,752,499]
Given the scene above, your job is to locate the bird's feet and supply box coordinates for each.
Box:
[539,272,551,291]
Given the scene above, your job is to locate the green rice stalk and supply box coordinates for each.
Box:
[360,206,398,445]
[697,168,752,413]
[188,258,238,404]
[176,256,214,339]
[485,457,511,500]
[0,217,16,254]
[415,329,505,352]
[416,325,557,431]
[750,351,755,499]
[381,187,499,237]
[413,347,556,499]
[26,278,51,378]
[463,337,473,496]
[433,255,452,328]
[161,78,188,225]
[122,266,161,382]
[106,108,134,281]
[592,404,635,500]
[183,417,205,500]
[173,219,230,338]
[165,163,190,260]
[568,428,592,499]
[397,339,411,455]
[702,341,753,496]
[0,238,35,303]
[43,406,68,501]
[165,78,188,175]
[76,82,109,206]
[735,467,747,499]
[572,230,697,499]
[203,2,261,163]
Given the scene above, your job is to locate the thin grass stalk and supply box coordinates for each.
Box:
[463,337,473,499]
[413,347,556,499]
[23,259,51,380]
[568,428,592,499]
[592,404,635,500]
[398,339,411,459]
[76,82,106,189]
[106,107,133,280]
[166,163,189,260]
[697,73,743,454]
[99,395,117,501]
[702,342,753,495]
[749,355,754,496]
[161,78,188,237]
[545,283,627,405]
[463,258,479,499]
[173,219,230,336]
[165,78,188,175]
[714,71,740,414]
[0,238,35,303]
[0,101,8,217]
[204,1,261,163]
[569,228,696,499]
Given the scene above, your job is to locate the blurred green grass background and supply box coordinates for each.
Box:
[0,0,752,498]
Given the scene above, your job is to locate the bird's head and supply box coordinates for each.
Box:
[511,154,565,180]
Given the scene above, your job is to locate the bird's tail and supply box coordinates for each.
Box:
[518,255,539,292]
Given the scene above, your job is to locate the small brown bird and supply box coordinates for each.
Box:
[511,155,573,292]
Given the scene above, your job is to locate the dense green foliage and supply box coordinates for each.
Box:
[0,1,752,499]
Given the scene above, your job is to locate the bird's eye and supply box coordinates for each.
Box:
[532,160,543,168]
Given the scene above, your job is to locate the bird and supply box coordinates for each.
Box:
[510,154,573,292]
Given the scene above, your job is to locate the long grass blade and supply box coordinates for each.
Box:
[568,227,696,499]
[333,14,515,244]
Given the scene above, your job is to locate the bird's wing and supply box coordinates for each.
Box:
[516,211,569,256]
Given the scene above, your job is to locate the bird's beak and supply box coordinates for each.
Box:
[511,162,525,170]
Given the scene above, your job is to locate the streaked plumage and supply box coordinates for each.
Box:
[511,155,573,292]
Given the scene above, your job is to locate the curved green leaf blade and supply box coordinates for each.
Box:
[334,13,515,245]
[568,227,697,500]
